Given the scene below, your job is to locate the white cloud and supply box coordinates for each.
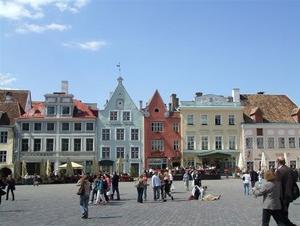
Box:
[0,73,17,86]
[16,23,71,33]
[63,40,107,51]
[0,0,90,20]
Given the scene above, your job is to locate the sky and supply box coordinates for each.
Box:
[1,0,300,108]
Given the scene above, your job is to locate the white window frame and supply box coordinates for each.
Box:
[46,138,55,152]
[22,122,30,131]
[245,137,253,149]
[173,140,179,151]
[33,138,42,152]
[278,137,285,149]
[229,136,236,150]
[0,131,8,144]
[73,138,82,151]
[257,137,264,149]
[215,136,222,150]
[288,137,296,149]
[61,138,70,152]
[116,146,125,159]
[130,146,139,159]
[102,128,111,141]
[201,136,209,150]
[47,106,56,116]
[61,106,71,115]
[228,115,235,125]
[215,115,222,125]
[187,136,195,150]
[109,111,118,121]
[130,128,139,141]
[151,140,164,151]
[85,138,94,151]
[74,122,82,131]
[34,122,42,132]
[21,138,29,151]
[122,111,131,121]
[200,114,208,125]
[102,146,110,159]
[151,122,164,132]
[116,128,125,141]
[187,115,194,125]
[267,137,275,149]
[0,151,7,163]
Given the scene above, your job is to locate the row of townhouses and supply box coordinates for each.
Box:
[0,78,299,177]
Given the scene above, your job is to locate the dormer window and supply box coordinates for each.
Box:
[62,106,70,115]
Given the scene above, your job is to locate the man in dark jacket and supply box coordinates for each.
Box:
[6,175,15,201]
[249,167,258,188]
[112,172,120,200]
[275,156,296,226]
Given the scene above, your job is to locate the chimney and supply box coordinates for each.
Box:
[139,100,143,110]
[170,94,179,111]
[61,81,69,94]
[5,92,13,103]
[232,88,240,102]
[195,92,203,98]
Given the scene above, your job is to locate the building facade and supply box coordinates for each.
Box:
[180,89,243,173]
[98,77,144,176]
[144,91,181,169]
[241,94,300,171]
[0,90,31,178]
[15,83,97,175]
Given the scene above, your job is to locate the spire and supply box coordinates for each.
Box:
[117,76,123,84]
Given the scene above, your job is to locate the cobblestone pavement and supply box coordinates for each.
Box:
[0,179,299,226]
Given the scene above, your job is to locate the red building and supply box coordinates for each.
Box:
[144,90,181,169]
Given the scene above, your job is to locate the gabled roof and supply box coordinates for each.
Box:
[145,90,168,112]
[20,100,97,119]
[0,90,30,113]
[0,102,22,125]
[241,94,298,123]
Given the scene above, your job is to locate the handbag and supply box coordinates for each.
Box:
[106,190,111,196]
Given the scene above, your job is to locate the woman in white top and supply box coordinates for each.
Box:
[242,171,251,196]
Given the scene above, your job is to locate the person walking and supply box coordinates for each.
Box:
[164,173,174,200]
[76,174,91,219]
[242,171,251,195]
[135,175,144,203]
[112,172,120,200]
[253,170,287,226]
[89,175,100,204]
[275,156,297,226]
[151,171,161,201]
[183,170,190,191]
[6,175,15,201]
[142,173,148,201]
[249,167,259,188]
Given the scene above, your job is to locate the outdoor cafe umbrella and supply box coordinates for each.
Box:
[46,160,52,177]
[237,152,245,172]
[284,152,288,166]
[65,159,74,177]
[40,159,46,179]
[21,160,27,178]
[261,152,267,171]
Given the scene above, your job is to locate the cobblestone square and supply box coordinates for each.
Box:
[1,179,300,226]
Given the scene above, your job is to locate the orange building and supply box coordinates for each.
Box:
[144,90,181,169]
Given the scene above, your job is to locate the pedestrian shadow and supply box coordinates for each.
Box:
[106,202,125,206]
[89,215,122,219]
[0,210,25,213]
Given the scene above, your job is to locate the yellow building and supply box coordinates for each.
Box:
[180,89,243,173]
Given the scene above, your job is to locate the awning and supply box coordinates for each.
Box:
[197,150,240,158]
[58,162,83,169]
[99,160,114,166]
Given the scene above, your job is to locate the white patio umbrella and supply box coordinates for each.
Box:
[237,152,245,172]
[65,159,74,177]
[21,160,27,178]
[46,160,52,177]
[284,152,288,166]
[261,152,267,171]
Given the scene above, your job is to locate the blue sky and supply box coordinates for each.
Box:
[1,0,300,108]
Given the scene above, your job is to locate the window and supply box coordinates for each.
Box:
[110,111,118,121]
[151,140,164,151]
[131,147,139,159]
[22,123,29,131]
[86,123,94,131]
[267,137,275,149]
[201,136,208,150]
[0,132,8,143]
[173,123,179,133]
[229,136,236,150]
[215,136,222,150]
[74,123,81,131]
[215,115,221,125]
[61,139,69,151]
[47,106,55,115]
[187,115,194,125]
[116,128,125,140]
[278,137,285,148]
[123,111,131,121]
[269,161,275,170]
[86,139,94,151]
[289,137,296,148]
[46,139,54,152]
[257,128,263,136]
[102,147,110,159]
[187,136,195,150]
[102,129,110,141]
[229,115,235,125]
[245,137,253,149]
[74,139,81,151]
[0,151,6,163]
[47,123,55,131]
[151,122,164,132]
[154,108,159,112]
[62,122,69,131]
[257,137,264,149]
[34,139,41,151]
[62,106,70,115]
[173,140,179,151]
[200,115,208,125]
[34,123,42,131]
[21,139,29,151]
[116,147,124,158]
[131,129,139,141]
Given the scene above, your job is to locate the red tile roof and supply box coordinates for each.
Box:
[19,100,97,119]
[0,102,22,125]
[241,94,298,123]
[0,90,30,114]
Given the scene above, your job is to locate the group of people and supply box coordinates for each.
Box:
[0,175,16,204]
[243,156,299,226]
[76,172,121,219]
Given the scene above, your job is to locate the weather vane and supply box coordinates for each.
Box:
[116,62,121,75]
